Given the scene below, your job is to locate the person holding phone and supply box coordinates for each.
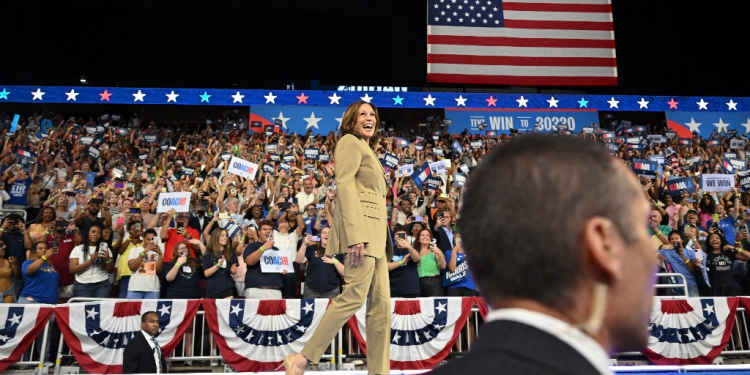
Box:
[126,230,163,299]
[295,227,344,299]
[74,197,112,239]
[20,241,59,304]
[160,209,200,263]
[1,214,32,298]
[44,219,78,300]
[69,223,115,297]
[432,210,455,254]
[28,207,57,242]
[707,189,741,245]
[203,228,238,299]
[414,229,446,297]
[388,225,421,298]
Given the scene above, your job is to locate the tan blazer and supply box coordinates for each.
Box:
[326,134,394,260]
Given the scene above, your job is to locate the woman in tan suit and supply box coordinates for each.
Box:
[281,100,393,375]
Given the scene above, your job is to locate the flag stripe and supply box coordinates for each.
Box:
[502,2,612,13]
[428,25,614,40]
[428,44,615,58]
[428,63,616,76]
[504,10,612,22]
[427,73,618,86]
[503,19,614,31]
[507,0,611,4]
[428,35,616,48]
[428,54,617,67]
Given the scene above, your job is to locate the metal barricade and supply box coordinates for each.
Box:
[0,208,27,221]
[654,272,689,298]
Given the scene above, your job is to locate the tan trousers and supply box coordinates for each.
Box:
[300,254,391,375]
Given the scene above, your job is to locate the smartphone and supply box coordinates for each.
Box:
[170,146,177,151]
[414,215,423,222]
[50,240,59,249]
[90,198,103,205]
[279,202,291,210]
[438,211,445,220]
[430,238,437,247]
[151,237,158,245]
[130,207,141,214]
[397,233,406,240]
[310,236,320,242]
[456,238,462,245]
[99,242,108,255]
[219,212,230,219]
[316,204,324,209]
[65,191,77,197]
[116,217,125,228]
[177,222,185,229]
[712,214,720,222]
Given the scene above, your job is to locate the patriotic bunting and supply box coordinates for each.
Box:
[0,304,54,373]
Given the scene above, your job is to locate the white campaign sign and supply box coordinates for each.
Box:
[730,139,747,150]
[701,174,735,192]
[259,250,295,273]
[398,164,414,177]
[429,160,448,175]
[156,192,192,213]
[227,156,258,180]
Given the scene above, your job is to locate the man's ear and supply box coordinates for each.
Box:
[581,217,623,286]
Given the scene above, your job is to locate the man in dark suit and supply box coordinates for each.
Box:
[432,210,454,254]
[123,311,167,374]
[431,134,658,375]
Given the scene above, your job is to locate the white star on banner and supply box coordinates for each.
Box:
[133,90,146,102]
[65,89,79,101]
[302,302,314,314]
[703,304,715,315]
[0,334,9,342]
[424,94,436,106]
[328,93,341,105]
[607,97,619,108]
[295,325,307,332]
[436,302,447,314]
[727,100,738,110]
[517,96,528,107]
[685,117,702,133]
[264,92,277,104]
[336,117,343,129]
[273,112,290,129]
[158,305,171,316]
[7,313,21,325]
[742,119,750,134]
[303,112,322,129]
[392,333,401,343]
[231,91,245,103]
[233,326,245,334]
[166,90,179,103]
[637,98,649,109]
[697,99,708,110]
[360,93,372,103]
[547,96,559,108]
[454,95,467,106]
[31,88,45,100]
[230,304,243,316]
[86,308,99,319]
[713,119,729,133]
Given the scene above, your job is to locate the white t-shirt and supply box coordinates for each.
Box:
[127,245,160,292]
[69,244,113,284]
[273,230,300,260]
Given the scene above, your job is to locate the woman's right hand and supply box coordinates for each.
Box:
[395,238,408,248]
[90,251,100,260]
[177,254,188,266]
[44,247,56,258]
[303,234,312,246]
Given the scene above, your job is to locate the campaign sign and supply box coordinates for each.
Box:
[221,153,232,161]
[96,125,105,133]
[143,134,158,144]
[85,126,98,134]
[395,138,410,148]
[279,163,291,171]
[582,126,594,134]
[601,131,615,140]
[410,162,432,190]
[398,164,414,177]
[283,155,294,163]
[666,177,696,196]
[429,160,448,175]
[227,156,258,180]
[415,144,424,151]
[731,139,747,150]
[87,146,101,160]
[224,222,241,239]
[382,152,399,169]
[157,192,192,213]
[725,152,738,160]
[627,144,642,151]
[730,158,747,172]
[115,127,128,136]
[111,167,124,179]
[443,254,470,287]
[627,136,642,145]
[425,177,441,191]
[259,250,295,273]
[444,109,599,134]
[701,174,734,192]
[138,153,148,161]
[470,140,483,149]
[632,159,659,176]
[679,138,692,146]
[262,163,275,174]
[451,140,464,154]
[433,148,445,157]
[304,148,320,160]
[708,140,721,148]
[16,148,34,165]
[739,171,750,192]
[91,137,104,149]
[319,153,330,162]
[647,135,667,144]
[459,163,470,174]
[648,155,665,165]
[80,136,94,146]
[454,173,467,188]
[721,159,735,174]
[403,157,413,165]
[269,154,279,162]
[160,144,168,151]
[634,125,647,133]
[267,143,278,153]
[181,166,195,177]
[9,114,19,133]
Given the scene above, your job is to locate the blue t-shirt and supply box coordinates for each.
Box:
[6,177,32,205]
[443,251,476,290]
[389,247,420,296]
[20,260,59,304]
[302,245,342,293]
[162,262,202,299]
[657,248,697,287]
[202,252,237,298]
[243,242,283,289]
[707,216,737,244]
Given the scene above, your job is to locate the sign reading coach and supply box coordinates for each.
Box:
[445,109,600,135]
[259,250,295,273]
[227,156,258,180]
[157,192,192,213]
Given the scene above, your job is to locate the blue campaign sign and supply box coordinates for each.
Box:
[739,171,750,192]
[250,105,344,134]
[666,177,696,196]
[410,162,432,190]
[665,111,750,139]
[10,114,19,133]
[444,109,600,135]
[632,159,658,176]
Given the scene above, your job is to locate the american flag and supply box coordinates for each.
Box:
[427,0,617,86]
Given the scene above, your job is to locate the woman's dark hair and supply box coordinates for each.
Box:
[699,194,716,215]
[337,100,380,150]
[315,226,330,258]
[707,231,728,251]
[38,206,57,222]
[81,223,107,270]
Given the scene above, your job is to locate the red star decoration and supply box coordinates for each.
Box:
[296,93,309,104]
[99,90,112,101]
[667,98,678,109]
[486,95,497,107]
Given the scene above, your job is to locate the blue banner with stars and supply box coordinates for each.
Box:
[446,108,600,134]
[250,106,344,135]
[665,111,750,139]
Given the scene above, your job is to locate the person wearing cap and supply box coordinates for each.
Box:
[432,209,455,254]
[678,208,708,237]
[429,193,455,230]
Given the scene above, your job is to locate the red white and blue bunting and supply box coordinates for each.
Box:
[202,298,331,372]
[55,299,200,374]
[0,304,54,372]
